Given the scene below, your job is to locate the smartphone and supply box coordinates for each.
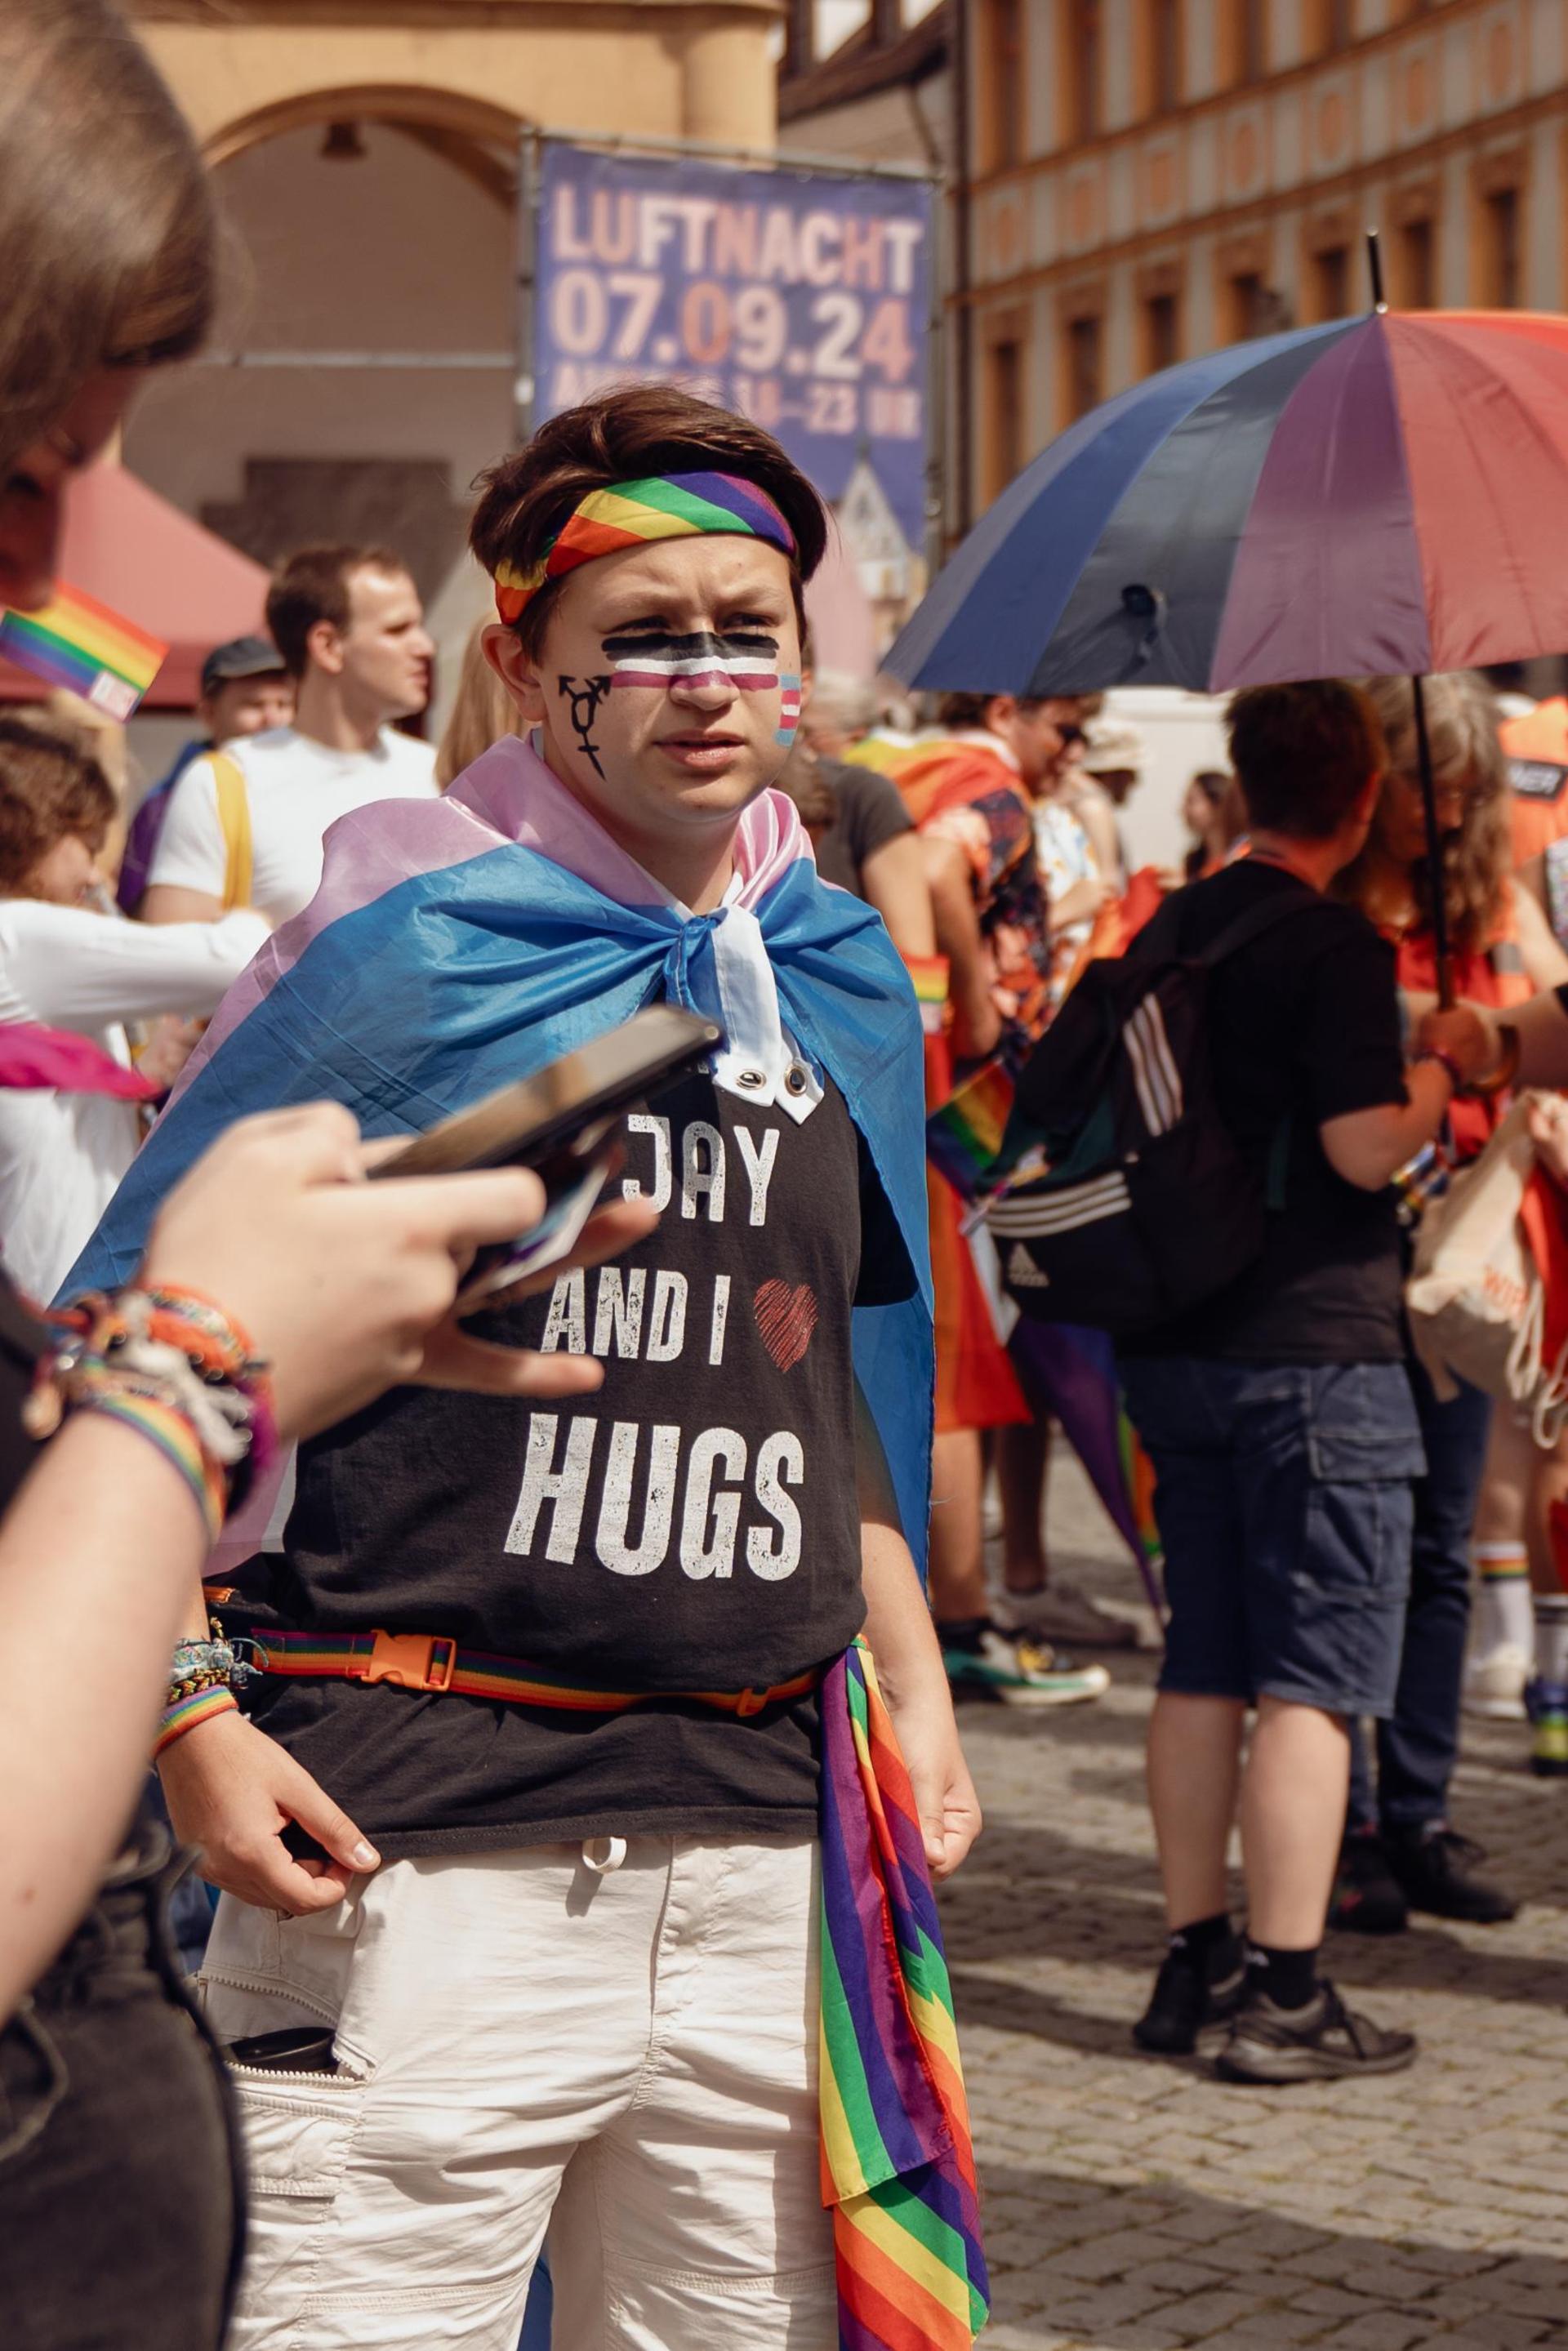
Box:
[225,2025,339,2075]
[369,1005,722,1302]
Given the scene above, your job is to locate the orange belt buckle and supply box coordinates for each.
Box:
[359,1629,457,1692]
[734,1686,767,1717]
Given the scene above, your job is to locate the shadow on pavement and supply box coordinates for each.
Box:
[973,2158,1560,2346]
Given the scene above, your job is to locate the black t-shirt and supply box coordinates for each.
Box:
[1125,862,1409,1365]
[813,759,912,898]
[253,1070,914,1857]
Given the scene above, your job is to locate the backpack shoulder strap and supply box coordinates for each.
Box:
[1190,885,1328,969]
[208,750,253,912]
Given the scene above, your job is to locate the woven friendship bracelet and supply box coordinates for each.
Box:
[154,1682,238,1757]
[30,1285,278,1542]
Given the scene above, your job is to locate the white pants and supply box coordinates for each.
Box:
[199,1835,835,2349]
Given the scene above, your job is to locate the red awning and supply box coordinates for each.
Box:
[0,461,270,709]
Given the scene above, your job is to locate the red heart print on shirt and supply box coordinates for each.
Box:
[754,1280,818,1372]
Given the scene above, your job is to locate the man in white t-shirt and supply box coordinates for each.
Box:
[142,542,439,929]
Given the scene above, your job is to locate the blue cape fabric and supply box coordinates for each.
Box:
[67,839,935,1573]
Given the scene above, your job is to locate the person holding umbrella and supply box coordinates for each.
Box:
[1328,671,1566,1934]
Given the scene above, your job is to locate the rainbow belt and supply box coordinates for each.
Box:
[245,1627,988,2347]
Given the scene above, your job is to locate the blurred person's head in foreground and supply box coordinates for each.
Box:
[800,669,876,760]
[0,714,114,904]
[472,385,827,877]
[436,620,519,788]
[934,690,1080,796]
[1080,715,1146,805]
[0,0,214,611]
[1227,680,1386,867]
[266,545,434,731]
[1339,671,1509,949]
[198,637,292,746]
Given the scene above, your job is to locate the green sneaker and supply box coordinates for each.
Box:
[1526,1678,1568,1778]
[942,1623,1109,1708]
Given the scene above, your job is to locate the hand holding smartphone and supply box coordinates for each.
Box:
[368,1006,721,1305]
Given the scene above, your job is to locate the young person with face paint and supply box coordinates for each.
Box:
[73,386,987,2351]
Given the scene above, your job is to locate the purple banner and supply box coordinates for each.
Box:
[534,142,933,557]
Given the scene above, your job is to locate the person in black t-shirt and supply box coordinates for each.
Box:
[1119,682,1493,2088]
[155,389,978,2351]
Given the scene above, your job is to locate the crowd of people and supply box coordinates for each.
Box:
[7,3,1568,2348]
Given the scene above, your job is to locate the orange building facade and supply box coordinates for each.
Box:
[962,0,1568,514]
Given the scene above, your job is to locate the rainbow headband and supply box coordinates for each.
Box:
[492,471,797,626]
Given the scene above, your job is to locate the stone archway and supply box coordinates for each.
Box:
[204,85,523,207]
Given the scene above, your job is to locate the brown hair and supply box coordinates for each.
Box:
[0,0,214,475]
[0,716,115,891]
[470,386,828,657]
[435,623,518,788]
[1226,681,1385,839]
[1338,671,1511,951]
[265,544,410,678]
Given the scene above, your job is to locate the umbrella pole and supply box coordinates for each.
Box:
[1410,672,1453,1008]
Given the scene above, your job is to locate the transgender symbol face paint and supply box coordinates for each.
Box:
[776,675,803,747]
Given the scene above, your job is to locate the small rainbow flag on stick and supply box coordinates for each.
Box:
[0,582,166,719]
[925,1058,1019,1203]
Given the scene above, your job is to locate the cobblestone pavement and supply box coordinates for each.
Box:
[944,1454,1568,2351]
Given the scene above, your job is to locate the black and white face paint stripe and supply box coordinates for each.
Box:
[601,627,783,692]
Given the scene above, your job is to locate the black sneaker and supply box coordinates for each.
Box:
[1328,1828,1409,1935]
[1215,1981,1418,2085]
[1384,1823,1519,1925]
[1132,1940,1246,2055]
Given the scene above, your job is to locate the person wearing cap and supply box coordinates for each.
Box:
[116,635,292,914]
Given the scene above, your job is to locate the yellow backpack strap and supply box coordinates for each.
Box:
[208,750,253,911]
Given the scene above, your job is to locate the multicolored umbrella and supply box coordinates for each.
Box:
[889,306,1568,698]
[891,282,1568,998]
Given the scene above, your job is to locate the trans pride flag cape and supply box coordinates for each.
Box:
[69,736,987,2347]
[68,736,934,1568]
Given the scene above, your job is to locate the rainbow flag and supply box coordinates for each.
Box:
[0,582,165,719]
[822,1640,989,2349]
[926,1059,1018,1202]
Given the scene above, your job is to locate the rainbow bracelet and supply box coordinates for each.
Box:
[154,1682,238,1757]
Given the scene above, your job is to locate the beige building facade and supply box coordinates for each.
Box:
[962,0,1568,515]
[127,1,782,678]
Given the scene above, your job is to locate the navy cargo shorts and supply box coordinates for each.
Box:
[1120,1357,1424,1716]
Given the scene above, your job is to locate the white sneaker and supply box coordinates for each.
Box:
[1463,1643,1530,1721]
[942,1625,1111,1708]
[996,1580,1139,1650]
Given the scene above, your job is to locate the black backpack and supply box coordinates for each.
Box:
[989,893,1321,1337]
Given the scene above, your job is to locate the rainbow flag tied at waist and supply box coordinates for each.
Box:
[823,1641,989,2346]
[66,738,984,2345]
